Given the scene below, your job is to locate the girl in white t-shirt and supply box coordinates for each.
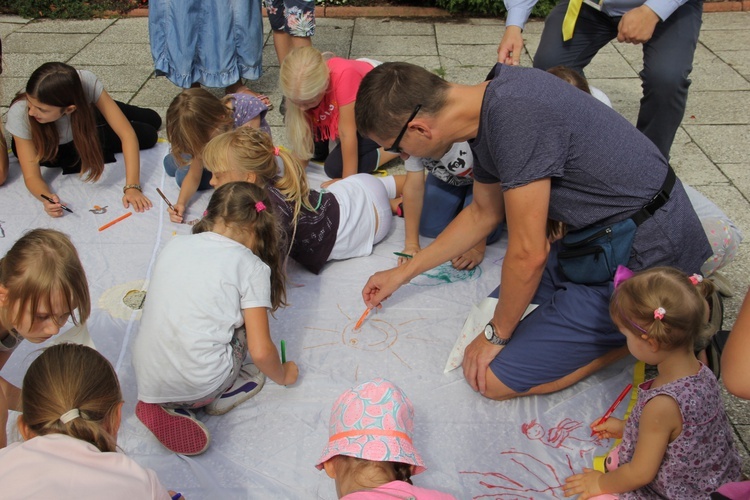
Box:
[6,62,161,217]
[132,181,298,455]
[0,343,177,500]
[0,228,91,449]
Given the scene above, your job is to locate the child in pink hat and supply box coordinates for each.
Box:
[316,378,456,499]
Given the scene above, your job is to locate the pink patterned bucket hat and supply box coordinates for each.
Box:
[315,378,426,474]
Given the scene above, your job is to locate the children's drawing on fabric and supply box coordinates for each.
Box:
[410,262,481,287]
[99,279,147,320]
[522,418,600,456]
[0,220,5,238]
[460,449,572,499]
[89,205,108,214]
[304,304,431,373]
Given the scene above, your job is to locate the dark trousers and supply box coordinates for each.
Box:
[323,132,382,179]
[533,0,703,159]
[12,101,161,174]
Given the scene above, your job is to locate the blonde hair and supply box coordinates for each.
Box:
[193,182,287,311]
[0,229,90,334]
[610,267,716,350]
[332,455,414,489]
[280,46,330,160]
[165,88,234,166]
[202,127,315,225]
[21,343,121,453]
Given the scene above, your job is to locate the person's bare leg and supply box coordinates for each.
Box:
[273,31,312,65]
[482,346,631,401]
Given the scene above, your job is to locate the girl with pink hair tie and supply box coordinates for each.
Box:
[563,267,741,499]
[132,182,298,456]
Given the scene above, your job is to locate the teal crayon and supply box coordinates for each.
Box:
[393,252,413,259]
[280,340,286,364]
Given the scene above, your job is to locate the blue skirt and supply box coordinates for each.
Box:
[149,0,264,88]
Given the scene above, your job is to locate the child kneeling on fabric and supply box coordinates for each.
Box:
[132,182,298,456]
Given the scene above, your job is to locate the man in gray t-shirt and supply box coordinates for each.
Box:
[354,62,710,401]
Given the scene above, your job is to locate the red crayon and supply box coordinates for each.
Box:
[591,383,633,436]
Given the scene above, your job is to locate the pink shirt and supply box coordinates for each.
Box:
[342,480,457,499]
[0,433,171,499]
[307,57,374,142]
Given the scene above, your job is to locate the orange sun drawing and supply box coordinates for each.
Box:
[303,304,434,376]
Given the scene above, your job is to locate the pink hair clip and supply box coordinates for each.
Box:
[203,210,208,217]
[688,274,703,285]
[653,307,666,320]
[255,201,266,213]
[273,147,280,157]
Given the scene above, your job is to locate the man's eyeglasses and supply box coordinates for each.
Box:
[385,104,422,154]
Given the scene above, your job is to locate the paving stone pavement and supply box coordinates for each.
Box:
[1,11,749,474]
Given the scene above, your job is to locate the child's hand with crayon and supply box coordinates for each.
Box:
[590,417,625,439]
[396,245,420,266]
[281,361,299,386]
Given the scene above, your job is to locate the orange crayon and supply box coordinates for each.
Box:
[354,307,372,330]
[98,212,132,232]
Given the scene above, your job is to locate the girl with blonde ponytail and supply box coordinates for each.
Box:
[280,47,400,183]
[0,344,177,499]
[203,127,405,275]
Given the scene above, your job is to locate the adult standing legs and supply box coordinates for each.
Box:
[533,2,617,74]
[637,0,702,159]
[534,0,703,159]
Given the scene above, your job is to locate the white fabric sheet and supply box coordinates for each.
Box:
[0,143,636,499]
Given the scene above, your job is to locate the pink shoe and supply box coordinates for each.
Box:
[135,401,210,455]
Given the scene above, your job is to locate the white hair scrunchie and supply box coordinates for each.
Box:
[59,409,81,424]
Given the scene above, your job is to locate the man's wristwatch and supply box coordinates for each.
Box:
[484,322,511,346]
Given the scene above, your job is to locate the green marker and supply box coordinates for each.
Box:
[393,252,413,259]
[280,340,286,364]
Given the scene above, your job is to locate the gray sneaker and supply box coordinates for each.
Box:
[205,364,266,416]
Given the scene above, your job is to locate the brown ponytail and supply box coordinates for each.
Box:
[193,182,288,311]
[21,343,121,453]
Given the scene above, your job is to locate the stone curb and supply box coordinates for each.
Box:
[126,1,748,18]
[125,6,450,18]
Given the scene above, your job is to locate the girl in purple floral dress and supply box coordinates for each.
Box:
[564,267,741,499]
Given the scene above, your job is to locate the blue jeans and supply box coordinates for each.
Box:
[420,174,504,244]
[164,153,212,190]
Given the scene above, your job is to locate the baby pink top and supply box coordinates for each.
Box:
[0,433,172,499]
[342,480,457,499]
